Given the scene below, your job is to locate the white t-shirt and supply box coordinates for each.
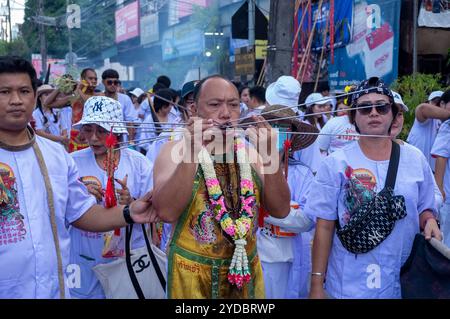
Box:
[431,120,450,204]
[293,140,324,174]
[138,113,181,153]
[257,163,314,263]
[33,108,65,136]
[69,147,153,298]
[0,136,96,298]
[117,93,139,123]
[317,115,359,154]
[407,118,441,171]
[60,107,72,137]
[304,141,436,298]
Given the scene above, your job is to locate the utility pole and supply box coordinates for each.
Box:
[66,0,73,67]
[6,0,11,42]
[248,0,255,47]
[38,0,47,79]
[413,0,418,74]
[266,0,295,84]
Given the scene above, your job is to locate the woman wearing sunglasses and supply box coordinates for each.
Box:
[305,77,441,299]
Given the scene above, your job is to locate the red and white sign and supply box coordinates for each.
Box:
[115,1,140,43]
[178,0,208,19]
[31,54,66,80]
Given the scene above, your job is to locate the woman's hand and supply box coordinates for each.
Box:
[115,174,132,205]
[86,183,103,202]
[424,218,442,241]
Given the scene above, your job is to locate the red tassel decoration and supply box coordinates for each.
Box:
[104,176,117,208]
[103,129,120,236]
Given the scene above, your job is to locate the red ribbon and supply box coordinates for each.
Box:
[104,129,120,236]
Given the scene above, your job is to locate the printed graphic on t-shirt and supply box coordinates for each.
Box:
[79,176,103,240]
[343,166,377,224]
[0,162,26,246]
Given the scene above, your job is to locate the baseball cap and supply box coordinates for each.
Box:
[265,76,301,108]
[391,91,409,112]
[73,96,128,134]
[129,88,145,98]
[181,81,199,99]
[428,91,444,102]
[305,93,330,108]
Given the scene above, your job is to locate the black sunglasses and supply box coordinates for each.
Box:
[356,103,392,115]
[106,80,120,86]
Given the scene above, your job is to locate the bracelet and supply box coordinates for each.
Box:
[123,205,134,225]
[311,272,325,277]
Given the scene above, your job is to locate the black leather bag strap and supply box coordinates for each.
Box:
[384,141,401,191]
[125,225,146,299]
[142,224,166,292]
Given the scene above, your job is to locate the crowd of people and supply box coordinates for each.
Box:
[0,55,449,299]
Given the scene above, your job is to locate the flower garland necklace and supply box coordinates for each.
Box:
[198,137,256,289]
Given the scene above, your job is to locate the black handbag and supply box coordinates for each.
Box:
[401,234,450,299]
[335,141,407,254]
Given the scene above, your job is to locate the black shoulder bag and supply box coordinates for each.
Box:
[335,141,407,254]
[125,224,166,299]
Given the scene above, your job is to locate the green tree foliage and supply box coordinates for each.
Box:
[391,73,449,140]
[21,0,115,60]
[0,38,30,58]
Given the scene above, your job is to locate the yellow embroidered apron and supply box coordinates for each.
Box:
[167,166,265,299]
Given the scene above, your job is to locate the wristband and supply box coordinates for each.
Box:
[123,205,134,225]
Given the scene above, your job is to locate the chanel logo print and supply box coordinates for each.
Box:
[133,254,150,273]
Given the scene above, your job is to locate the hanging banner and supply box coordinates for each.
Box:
[297,0,353,51]
[418,1,450,28]
[328,0,401,90]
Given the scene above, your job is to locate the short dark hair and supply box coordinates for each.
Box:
[153,82,166,93]
[441,89,450,104]
[318,82,330,93]
[154,88,173,112]
[0,56,38,93]
[239,85,249,96]
[193,74,236,103]
[101,69,119,80]
[249,86,266,104]
[157,75,171,88]
[81,68,96,79]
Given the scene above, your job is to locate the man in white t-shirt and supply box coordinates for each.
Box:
[101,69,139,142]
[0,57,157,299]
[241,86,266,119]
[407,90,450,171]
[430,90,450,246]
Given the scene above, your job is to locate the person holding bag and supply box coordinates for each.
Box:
[69,96,154,299]
[305,77,442,299]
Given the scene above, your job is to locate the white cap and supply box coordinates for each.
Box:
[265,76,301,108]
[428,91,444,102]
[129,87,145,98]
[305,93,329,108]
[391,90,409,112]
[73,96,128,134]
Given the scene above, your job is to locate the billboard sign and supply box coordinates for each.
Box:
[115,1,139,43]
